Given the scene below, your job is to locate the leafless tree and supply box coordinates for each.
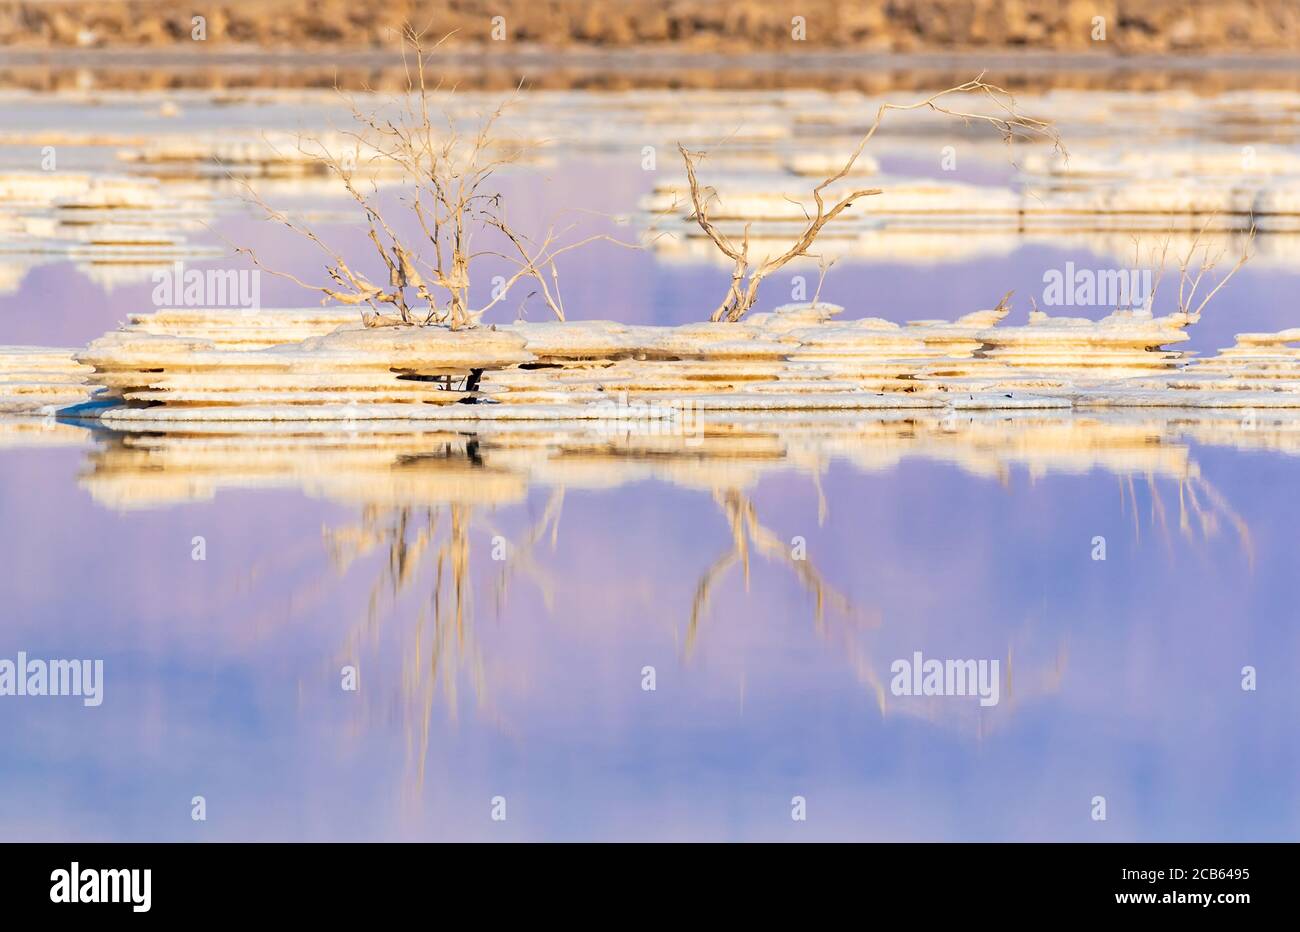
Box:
[680,76,1064,322]
[1136,219,1255,319]
[235,26,626,329]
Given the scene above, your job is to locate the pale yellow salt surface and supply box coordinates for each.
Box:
[2,300,1273,423]
[0,346,98,414]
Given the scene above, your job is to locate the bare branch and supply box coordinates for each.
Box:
[678,77,1065,322]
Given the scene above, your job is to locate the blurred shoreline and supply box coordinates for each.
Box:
[4,0,1298,56]
[4,48,1300,92]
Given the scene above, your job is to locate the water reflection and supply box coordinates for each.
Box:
[0,410,1293,838]
[58,414,1270,801]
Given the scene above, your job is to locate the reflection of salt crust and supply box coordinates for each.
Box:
[40,408,1293,518]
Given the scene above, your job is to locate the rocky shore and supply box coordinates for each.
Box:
[3,0,1297,55]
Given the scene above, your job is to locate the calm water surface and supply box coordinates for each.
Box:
[0,82,1297,841]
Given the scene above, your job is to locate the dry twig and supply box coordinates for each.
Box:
[235,25,631,329]
[679,76,1064,322]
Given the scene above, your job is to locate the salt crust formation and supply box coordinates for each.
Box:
[0,302,1294,424]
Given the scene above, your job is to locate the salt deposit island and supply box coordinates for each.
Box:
[3,300,1299,428]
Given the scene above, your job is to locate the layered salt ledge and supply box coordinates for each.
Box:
[1021,145,1300,180]
[0,172,222,264]
[8,88,1299,278]
[644,173,1300,237]
[13,88,1294,226]
[126,307,359,350]
[48,88,1297,174]
[652,229,1297,274]
[0,347,98,415]
[24,301,1298,425]
[74,324,533,419]
[0,173,181,209]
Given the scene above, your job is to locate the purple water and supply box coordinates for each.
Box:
[1,91,1298,842]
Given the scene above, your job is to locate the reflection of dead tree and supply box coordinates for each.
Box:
[680,77,1063,322]
[1120,470,1255,568]
[234,26,629,329]
[1181,474,1255,568]
[843,630,1069,738]
[324,501,486,796]
[485,487,564,616]
[686,489,875,656]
